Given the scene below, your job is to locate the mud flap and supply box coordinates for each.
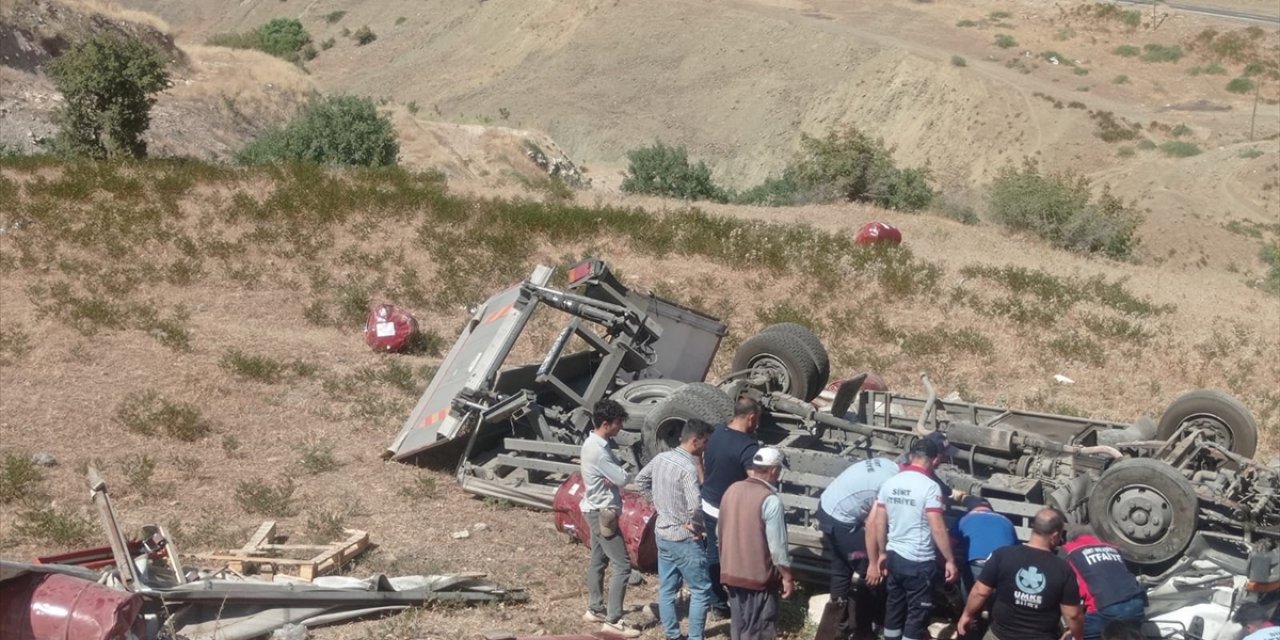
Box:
[813,598,844,640]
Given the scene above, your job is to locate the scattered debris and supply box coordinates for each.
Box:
[197,520,371,581]
[29,452,57,466]
[1,467,527,640]
[452,529,471,540]
[1054,374,1075,384]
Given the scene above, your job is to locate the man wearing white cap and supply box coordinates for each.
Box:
[717,446,794,640]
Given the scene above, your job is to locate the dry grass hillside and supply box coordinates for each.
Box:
[115,0,1280,270]
[0,159,1278,638]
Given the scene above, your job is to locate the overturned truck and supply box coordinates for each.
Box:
[385,259,1278,584]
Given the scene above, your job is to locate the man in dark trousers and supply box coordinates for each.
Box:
[817,456,900,640]
[579,399,640,638]
[957,508,1084,640]
[718,446,794,640]
[700,396,762,619]
[1062,526,1147,640]
[868,437,958,640]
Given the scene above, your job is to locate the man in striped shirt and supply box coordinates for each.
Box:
[635,419,715,640]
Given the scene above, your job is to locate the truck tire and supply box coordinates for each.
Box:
[1088,458,1198,569]
[670,382,736,419]
[1156,389,1258,459]
[641,384,734,464]
[611,379,683,431]
[762,323,830,392]
[731,328,824,401]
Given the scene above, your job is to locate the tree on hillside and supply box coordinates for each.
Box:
[47,32,170,159]
[237,95,399,167]
[621,141,727,202]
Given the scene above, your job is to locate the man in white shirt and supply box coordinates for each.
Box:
[868,437,958,640]
[580,399,639,638]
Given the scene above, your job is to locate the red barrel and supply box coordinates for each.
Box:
[854,221,903,246]
[364,304,418,352]
[0,571,144,640]
[554,473,658,571]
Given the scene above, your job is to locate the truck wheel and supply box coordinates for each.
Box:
[1087,458,1198,569]
[1156,389,1258,458]
[611,379,683,431]
[671,382,735,419]
[731,328,824,401]
[762,323,830,393]
[641,384,734,464]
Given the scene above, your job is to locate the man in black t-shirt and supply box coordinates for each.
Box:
[699,396,761,619]
[958,508,1084,640]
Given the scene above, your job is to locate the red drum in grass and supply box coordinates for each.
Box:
[0,572,144,640]
[554,472,658,571]
[365,304,418,353]
[854,221,902,246]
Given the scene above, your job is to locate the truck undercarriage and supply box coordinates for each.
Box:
[384,259,1279,587]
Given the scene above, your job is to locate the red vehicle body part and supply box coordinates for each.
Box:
[554,473,658,571]
[35,542,144,571]
[824,371,885,394]
[364,304,418,353]
[0,572,143,640]
[854,221,902,246]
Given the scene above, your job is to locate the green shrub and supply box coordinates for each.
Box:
[1113,45,1140,57]
[1141,43,1183,63]
[114,390,211,441]
[995,34,1017,49]
[353,25,376,46]
[259,19,312,58]
[882,167,936,211]
[209,19,313,63]
[988,160,1141,259]
[1136,138,1157,150]
[956,19,977,27]
[297,438,339,473]
[951,55,967,67]
[234,477,296,516]
[1113,74,1129,84]
[14,506,95,546]
[1117,146,1135,157]
[1159,141,1201,157]
[324,10,346,24]
[47,32,169,159]
[620,141,727,202]
[1260,242,1280,295]
[320,37,336,51]
[1239,147,1264,159]
[1171,123,1192,137]
[237,95,399,167]
[1226,77,1255,94]
[0,454,43,504]
[778,127,933,210]
[221,349,286,382]
[989,10,1012,19]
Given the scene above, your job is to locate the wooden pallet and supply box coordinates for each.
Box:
[197,521,370,581]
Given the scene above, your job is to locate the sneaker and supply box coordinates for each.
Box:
[583,610,608,623]
[601,619,642,638]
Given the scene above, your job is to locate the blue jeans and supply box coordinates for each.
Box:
[658,537,711,640]
[1083,595,1146,640]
